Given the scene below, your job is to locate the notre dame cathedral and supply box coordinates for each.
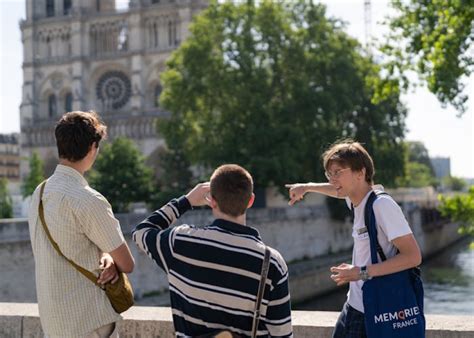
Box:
[19,0,207,177]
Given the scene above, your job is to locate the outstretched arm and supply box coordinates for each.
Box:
[285,182,343,205]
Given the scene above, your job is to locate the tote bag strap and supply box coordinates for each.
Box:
[38,181,99,286]
[364,191,390,263]
[250,246,271,338]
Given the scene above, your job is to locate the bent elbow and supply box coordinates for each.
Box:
[122,259,135,274]
[413,250,422,267]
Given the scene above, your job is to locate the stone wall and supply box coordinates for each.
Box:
[1,303,473,338]
[0,196,462,304]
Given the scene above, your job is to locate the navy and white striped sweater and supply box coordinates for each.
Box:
[132,196,293,337]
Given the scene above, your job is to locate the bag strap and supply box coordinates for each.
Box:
[250,246,271,338]
[38,181,100,287]
[364,190,389,264]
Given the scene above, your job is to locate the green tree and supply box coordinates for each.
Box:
[88,137,154,213]
[0,178,13,218]
[439,186,474,246]
[396,162,435,188]
[395,141,438,188]
[151,145,194,206]
[406,141,435,176]
[160,0,407,188]
[443,176,467,191]
[22,151,45,198]
[381,0,474,114]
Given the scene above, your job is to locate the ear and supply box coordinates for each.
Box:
[247,193,255,209]
[209,196,219,210]
[359,168,366,180]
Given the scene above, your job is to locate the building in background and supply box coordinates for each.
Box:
[0,133,20,182]
[430,156,451,179]
[19,0,207,178]
[0,133,23,217]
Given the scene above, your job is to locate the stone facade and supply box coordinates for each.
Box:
[19,0,207,177]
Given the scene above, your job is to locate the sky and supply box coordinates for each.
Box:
[0,0,473,178]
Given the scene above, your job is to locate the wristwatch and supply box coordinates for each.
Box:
[359,266,372,281]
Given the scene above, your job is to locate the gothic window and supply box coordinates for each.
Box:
[154,84,162,107]
[153,22,159,47]
[96,71,132,110]
[173,20,178,45]
[64,0,72,15]
[46,0,55,17]
[46,36,52,57]
[65,92,73,112]
[168,21,173,46]
[96,0,101,12]
[48,94,57,117]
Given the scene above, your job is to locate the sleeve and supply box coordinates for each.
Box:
[132,196,192,273]
[373,196,412,242]
[78,191,125,253]
[264,255,293,337]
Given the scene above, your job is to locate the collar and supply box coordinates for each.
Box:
[211,218,262,239]
[354,184,385,210]
[53,164,88,187]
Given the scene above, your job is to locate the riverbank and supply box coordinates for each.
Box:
[295,237,474,314]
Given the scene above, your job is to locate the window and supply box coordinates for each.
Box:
[48,94,57,117]
[151,0,160,3]
[64,0,72,15]
[65,92,73,112]
[46,0,55,17]
[168,21,173,46]
[154,84,162,107]
[96,0,101,12]
[153,22,159,47]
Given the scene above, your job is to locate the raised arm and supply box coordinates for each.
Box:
[132,183,210,272]
[285,182,343,205]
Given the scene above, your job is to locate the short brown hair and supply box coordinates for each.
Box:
[55,111,107,162]
[210,164,253,217]
[322,140,375,184]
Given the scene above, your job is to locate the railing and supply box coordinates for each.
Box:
[1,303,473,337]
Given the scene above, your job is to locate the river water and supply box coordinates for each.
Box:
[294,238,474,315]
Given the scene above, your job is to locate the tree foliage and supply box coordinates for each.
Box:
[395,141,437,187]
[151,143,194,206]
[396,161,436,188]
[381,0,474,114]
[0,178,13,218]
[160,0,407,188]
[406,141,435,175]
[439,186,474,244]
[443,175,467,191]
[22,151,45,198]
[88,137,154,213]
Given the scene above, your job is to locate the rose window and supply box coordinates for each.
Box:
[96,71,131,110]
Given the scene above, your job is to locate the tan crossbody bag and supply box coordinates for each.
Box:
[38,181,134,313]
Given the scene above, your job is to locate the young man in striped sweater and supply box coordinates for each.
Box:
[133,164,293,337]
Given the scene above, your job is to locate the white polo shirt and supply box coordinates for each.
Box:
[28,165,124,337]
[345,186,412,313]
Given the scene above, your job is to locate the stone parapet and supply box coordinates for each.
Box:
[1,303,473,338]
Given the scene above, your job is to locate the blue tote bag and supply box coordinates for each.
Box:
[362,191,425,338]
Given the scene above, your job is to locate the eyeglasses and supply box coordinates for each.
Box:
[325,168,350,180]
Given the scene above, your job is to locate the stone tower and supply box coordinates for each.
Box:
[19,0,207,176]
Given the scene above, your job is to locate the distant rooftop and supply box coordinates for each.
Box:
[0,133,19,145]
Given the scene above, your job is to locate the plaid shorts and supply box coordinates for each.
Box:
[332,302,367,338]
